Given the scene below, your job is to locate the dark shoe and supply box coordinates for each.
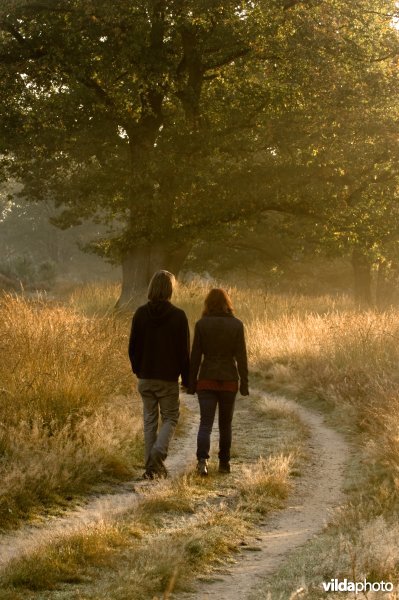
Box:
[142,467,167,480]
[218,461,231,474]
[197,458,208,477]
[149,449,168,478]
[156,464,168,479]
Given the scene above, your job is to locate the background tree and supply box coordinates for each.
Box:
[1,0,399,305]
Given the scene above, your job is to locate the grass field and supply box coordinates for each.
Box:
[0,292,143,529]
[1,280,399,597]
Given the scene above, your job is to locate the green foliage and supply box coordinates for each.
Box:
[1,0,399,274]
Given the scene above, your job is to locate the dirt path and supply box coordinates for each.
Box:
[0,389,350,600]
[0,394,199,572]
[177,390,350,600]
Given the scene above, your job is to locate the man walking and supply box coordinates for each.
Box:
[128,270,190,479]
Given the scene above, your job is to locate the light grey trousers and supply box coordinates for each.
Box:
[138,379,180,472]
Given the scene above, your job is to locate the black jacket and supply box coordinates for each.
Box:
[128,301,190,387]
[188,313,249,395]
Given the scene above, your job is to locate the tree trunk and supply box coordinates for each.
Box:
[376,261,398,310]
[115,241,191,309]
[116,245,151,309]
[351,247,373,307]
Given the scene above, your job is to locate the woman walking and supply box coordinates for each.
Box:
[187,288,249,476]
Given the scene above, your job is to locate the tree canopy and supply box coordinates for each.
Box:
[1,0,399,303]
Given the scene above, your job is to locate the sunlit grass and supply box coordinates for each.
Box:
[2,470,291,597]
[0,386,306,598]
[0,292,142,528]
[65,281,125,317]
[0,476,249,597]
[3,279,399,594]
[238,455,294,515]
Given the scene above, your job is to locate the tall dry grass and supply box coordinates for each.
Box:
[65,282,129,317]
[51,280,399,505]
[60,280,399,509]
[3,279,399,589]
[176,281,399,585]
[0,293,142,528]
[247,310,399,501]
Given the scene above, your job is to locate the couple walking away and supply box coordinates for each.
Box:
[128,270,249,479]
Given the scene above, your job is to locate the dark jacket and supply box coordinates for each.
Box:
[128,301,190,387]
[188,312,249,396]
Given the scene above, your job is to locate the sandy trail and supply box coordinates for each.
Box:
[0,393,199,572]
[177,390,350,600]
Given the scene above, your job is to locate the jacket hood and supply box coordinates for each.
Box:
[146,300,174,323]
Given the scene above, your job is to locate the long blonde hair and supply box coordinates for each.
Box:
[147,270,176,302]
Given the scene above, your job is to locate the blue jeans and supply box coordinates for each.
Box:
[197,390,236,462]
[138,379,180,472]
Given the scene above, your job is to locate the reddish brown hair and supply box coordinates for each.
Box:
[202,288,233,316]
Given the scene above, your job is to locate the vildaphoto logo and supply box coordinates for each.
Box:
[322,579,394,593]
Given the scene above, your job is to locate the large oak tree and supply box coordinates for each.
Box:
[1,0,399,304]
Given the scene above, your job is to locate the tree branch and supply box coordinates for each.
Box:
[0,20,47,64]
[283,0,308,11]
[204,47,250,70]
[77,75,116,111]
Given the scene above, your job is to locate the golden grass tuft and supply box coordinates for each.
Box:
[0,293,142,527]
[238,455,294,515]
[0,293,133,422]
[1,520,128,591]
[137,475,196,518]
